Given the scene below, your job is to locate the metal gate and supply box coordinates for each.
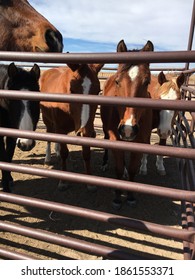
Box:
[0,4,195,261]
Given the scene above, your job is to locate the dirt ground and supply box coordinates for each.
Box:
[0,110,184,260]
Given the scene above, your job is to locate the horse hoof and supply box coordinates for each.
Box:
[139,170,147,175]
[3,187,12,193]
[112,199,122,210]
[3,180,14,193]
[57,181,69,191]
[87,185,97,192]
[157,170,166,176]
[127,198,137,208]
[44,160,51,166]
[100,164,108,172]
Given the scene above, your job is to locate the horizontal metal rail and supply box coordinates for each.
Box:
[0,192,195,243]
[0,51,195,64]
[0,246,38,260]
[0,128,194,160]
[0,90,195,111]
[182,86,195,94]
[0,161,195,203]
[0,221,140,260]
[0,48,195,260]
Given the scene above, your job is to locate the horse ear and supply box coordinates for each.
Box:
[158,71,167,85]
[66,52,81,72]
[8,62,18,78]
[117,40,128,52]
[31,64,40,80]
[67,64,81,72]
[176,72,185,88]
[91,64,104,73]
[142,40,154,52]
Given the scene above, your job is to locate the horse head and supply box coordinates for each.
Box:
[114,40,154,141]
[7,63,41,151]
[0,0,63,52]
[156,72,185,139]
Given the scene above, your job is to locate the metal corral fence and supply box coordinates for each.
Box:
[1,0,195,258]
[0,49,194,260]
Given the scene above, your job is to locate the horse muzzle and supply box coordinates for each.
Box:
[45,29,63,52]
[17,138,36,152]
[118,124,139,141]
[157,128,171,139]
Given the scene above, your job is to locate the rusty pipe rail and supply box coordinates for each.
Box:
[0,192,195,243]
[0,221,140,260]
[0,246,39,260]
[0,161,195,203]
[0,50,195,64]
[0,90,195,111]
[181,86,195,94]
[0,128,195,160]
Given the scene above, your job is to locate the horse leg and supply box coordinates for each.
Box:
[0,136,15,192]
[101,130,109,172]
[127,152,143,207]
[156,138,166,175]
[82,145,97,192]
[112,149,126,210]
[139,154,148,175]
[156,155,166,175]
[55,142,60,158]
[44,141,60,165]
[45,141,51,164]
[57,143,69,191]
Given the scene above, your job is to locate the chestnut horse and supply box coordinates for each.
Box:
[0,0,63,52]
[101,39,154,209]
[139,71,185,176]
[40,63,103,190]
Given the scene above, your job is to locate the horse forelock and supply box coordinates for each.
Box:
[159,80,181,100]
[118,48,142,73]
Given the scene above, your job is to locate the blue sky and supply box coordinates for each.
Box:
[29,0,194,68]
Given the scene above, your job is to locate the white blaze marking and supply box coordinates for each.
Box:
[125,115,134,126]
[16,100,34,146]
[128,66,139,81]
[81,77,91,128]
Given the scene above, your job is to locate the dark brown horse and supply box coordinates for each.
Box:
[139,71,185,176]
[40,63,103,190]
[101,39,154,209]
[0,63,40,192]
[0,0,63,52]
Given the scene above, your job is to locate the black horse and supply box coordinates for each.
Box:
[0,63,40,192]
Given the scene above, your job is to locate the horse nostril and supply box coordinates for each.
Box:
[45,29,63,52]
[118,124,124,136]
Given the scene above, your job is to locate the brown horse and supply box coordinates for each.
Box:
[101,39,154,209]
[0,0,63,52]
[140,71,185,176]
[40,63,103,190]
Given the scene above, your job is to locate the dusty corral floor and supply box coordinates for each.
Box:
[0,112,184,260]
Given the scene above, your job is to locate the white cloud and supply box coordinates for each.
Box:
[29,0,194,51]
